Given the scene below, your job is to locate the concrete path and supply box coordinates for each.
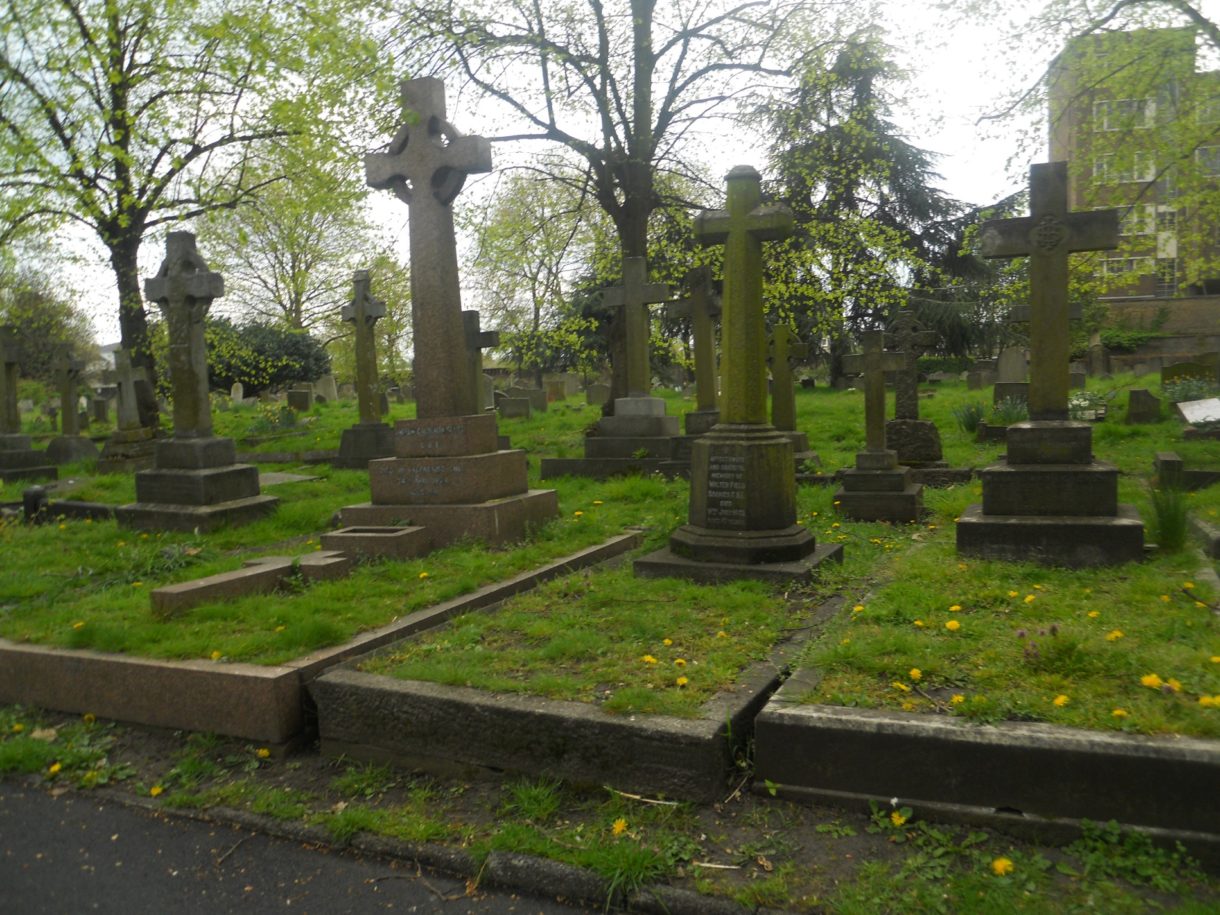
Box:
[0,783,590,914]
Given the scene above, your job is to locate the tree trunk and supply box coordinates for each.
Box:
[109,234,160,429]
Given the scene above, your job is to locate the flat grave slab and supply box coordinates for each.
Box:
[0,534,640,744]
[1177,397,1220,426]
[258,471,322,486]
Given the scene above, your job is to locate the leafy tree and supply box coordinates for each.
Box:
[0,0,392,424]
[0,267,97,381]
[317,254,414,386]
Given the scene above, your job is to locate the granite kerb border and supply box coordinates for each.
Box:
[754,663,1220,859]
[1190,515,1220,559]
[0,533,643,744]
[309,596,845,804]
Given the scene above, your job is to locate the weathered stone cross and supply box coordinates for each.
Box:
[885,310,938,421]
[980,161,1119,421]
[365,77,491,419]
[112,347,150,432]
[666,266,721,413]
[143,231,224,440]
[694,166,793,425]
[768,324,808,432]
[0,326,21,435]
[342,270,386,426]
[602,257,670,399]
[462,310,499,411]
[843,330,905,453]
[52,348,85,436]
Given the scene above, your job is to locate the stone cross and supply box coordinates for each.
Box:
[0,325,21,435]
[342,270,387,425]
[979,161,1119,421]
[143,231,224,439]
[885,310,938,421]
[768,324,809,432]
[52,348,85,436]
[112,348,149,431]
[843,330,905,453]
[667,266,721,413]
[694,165,793,425]
[366,77,491,419]
[463,310,499,412]
[602,257,670,398]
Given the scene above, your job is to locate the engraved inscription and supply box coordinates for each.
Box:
[706,452,747,528]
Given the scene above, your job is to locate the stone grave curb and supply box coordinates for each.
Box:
[754,666,1220,860]
[0,533,642,744]
[309,598,840,804]
[1190,515,1220,558]
[88,787,766,915]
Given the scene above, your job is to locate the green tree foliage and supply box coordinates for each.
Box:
[317,254,414,386]
[758,31,966,377]
[0,268,97,382]
[0,0,393,424]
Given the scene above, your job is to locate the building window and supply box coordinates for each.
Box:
[1195,145,1220,177]
[1156,257,1179,297]
[1093,152,1156,184]
[1197,97,1220,125]
[1118,204,1156,236]
[1093,98,1155,130]
[1101,256,1154,278]
[1157,210,1177,233]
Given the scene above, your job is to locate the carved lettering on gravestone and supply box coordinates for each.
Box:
[842,330,905,453]
[366,77,490,420]
[768,324,809,432]
[342,270,386,425]
[143,232,224,439]
[602,257,671,399]
[667,266,722,414]
[979,162,1119,421]
[705,451,748,528]
[0,326,22,435]
[884,311,938,421]
[693,166,794,426]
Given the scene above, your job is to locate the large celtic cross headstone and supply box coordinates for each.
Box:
[143,232,224,439]
[52,348,85,436]
[365,77,491,419]
[112,348,149,432]
[979,162,1119,421]
[768,324,808,432]
[667,266,721,414]
[463,310,499,412]
[885,310,938,421]
[693,165,793,425]
[843,331,905,453]
[0,326,21,435]
[342,270,387,425]
[602,257,670,398]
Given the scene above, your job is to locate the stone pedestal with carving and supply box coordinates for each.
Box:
[339,413,557,547]
[834,448,923,523]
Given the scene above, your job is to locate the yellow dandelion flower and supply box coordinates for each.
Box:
[1053,694,1070,707]
[1160,595,1171,603]
[150,785,164,797]
[592,500,603,506]
[419,571,429,579]
[662,638,672,646]
[957,563,967,571]
[256,747,271,759]
[1211,656,1220,664]
[1106,630,1124,641]
[945,620,961,632]
[991,857,1015,877]
[909,668,922,681]
[10,723,24,733]
[641,655,657,665]
[1140,673,1163,689]
[1007,590,1019,598]
[132,581,142,588]
[674,658,687,668]
[611,817,627,836]
[573,510,583,517]
[891,681,911,692]
[890,810,908,827]
[1200,696,1216,708]
[852,604,865,613]
[1112,708,1128,718]
[71,621,85,630]
[1166,678,1183,693]
[1183,582,1195,590]
[1033,584,1044,591]
[676,676,689,687]
[913,619,925,628]
[57,524,66,531]
[82,713,95,725]
[274,625,285,633]
[948,604,961,613]
[716,630,728,639]
[950,694,965,705]
[1087,610,1100,619]
[901,700,916,711]
[210,650,222,662]
[48,762,61,776]
[1023,594,1036,604]
[831,522,840,529]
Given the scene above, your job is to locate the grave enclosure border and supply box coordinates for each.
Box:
[0,533,642,743]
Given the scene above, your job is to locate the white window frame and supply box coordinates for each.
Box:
[1195,145,1220,177]
[1092,98,1155,131]
[1093,152,1156,184]
[1101,256,1155,278]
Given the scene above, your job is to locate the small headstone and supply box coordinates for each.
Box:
[497,397,531,419]
[91,398,109,424]
[507,386,546,413]
[586,383,611,406]
[230,382,244,402]
[545,379,567,402]
[1126,389,1162,424]
[482,374,495,411]
[287,386,313,411]
[1069,369,1087,390]
[338,382,356,399]
[314,373,339,403]
[378,391,390,415]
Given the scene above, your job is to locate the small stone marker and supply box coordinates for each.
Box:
[315,374,339,403]
[667,266,721,435]
[336,270,394,468]
[230,382,244,403]
[835,331,922,521]
[957,161,1142,566]
[994,346,1030,406]
[636,165,840,583]
[287,386,313,412]
[115,232,277,531]
[46,348,98,463]
[585,383,610,406]
[463,310,499,411]
[1125,389,1161,424]
[884,311,943,466]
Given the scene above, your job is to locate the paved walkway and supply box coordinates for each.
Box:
[0,784,590,914]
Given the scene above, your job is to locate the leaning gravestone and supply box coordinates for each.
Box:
[336,271,395,469]
[338,77,557,547]
[0,326,56,482]
[835,331,923,522]
[957,161,1143,566]
[993,346,1029,406]
[314,373,339,404]
[115,232,278,531]
[884,309,943,466]
[636,165,841,583]
[96,348,158,473]
[45,348,99,464]
[1126,389,1162,424]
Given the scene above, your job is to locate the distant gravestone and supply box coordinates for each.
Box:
[230,382,244,402]
[993,346,1029,405]
[336,270,395,469]
[91,397,109,425]
[667,265,721,435]
[507,386,547,413]
[463,310,499,411]
[46,349,98,464]
[768,324,811,455]
[497,396,531,419]
[585,382,611,406]
[0,326,56,482]
[1087,332,1110,376]
[287,386,313,411]
[1161,362,1210,386]
[482,374,495,412]
[884,310,943,466]
[315,373,339,404]
[1126,389,1162,424]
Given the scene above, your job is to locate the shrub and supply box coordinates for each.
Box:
[991,397,1029,426]
[951,401,987,433]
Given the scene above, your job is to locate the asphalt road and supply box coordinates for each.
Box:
[0,783,591,914]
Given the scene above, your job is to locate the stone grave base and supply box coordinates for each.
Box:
[754,678,1220,857]
[834,485,924,523]
[980,462,1119,516]
[320,525,429,561]
[368,449,528,505]
[334,422,394,468]
[0,534,640,743]
[909,466,975,487]
[45,435,99,465]
[339,489,559,548]
[634,541,843,585]
[0,436,57,481]
[135,463,264,505]
[115,493,280,533]
[583,434,675,460]
[683,409,719,435]
[540,456,670,480]
[309,613,796,803]
[955,503,1145,567]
